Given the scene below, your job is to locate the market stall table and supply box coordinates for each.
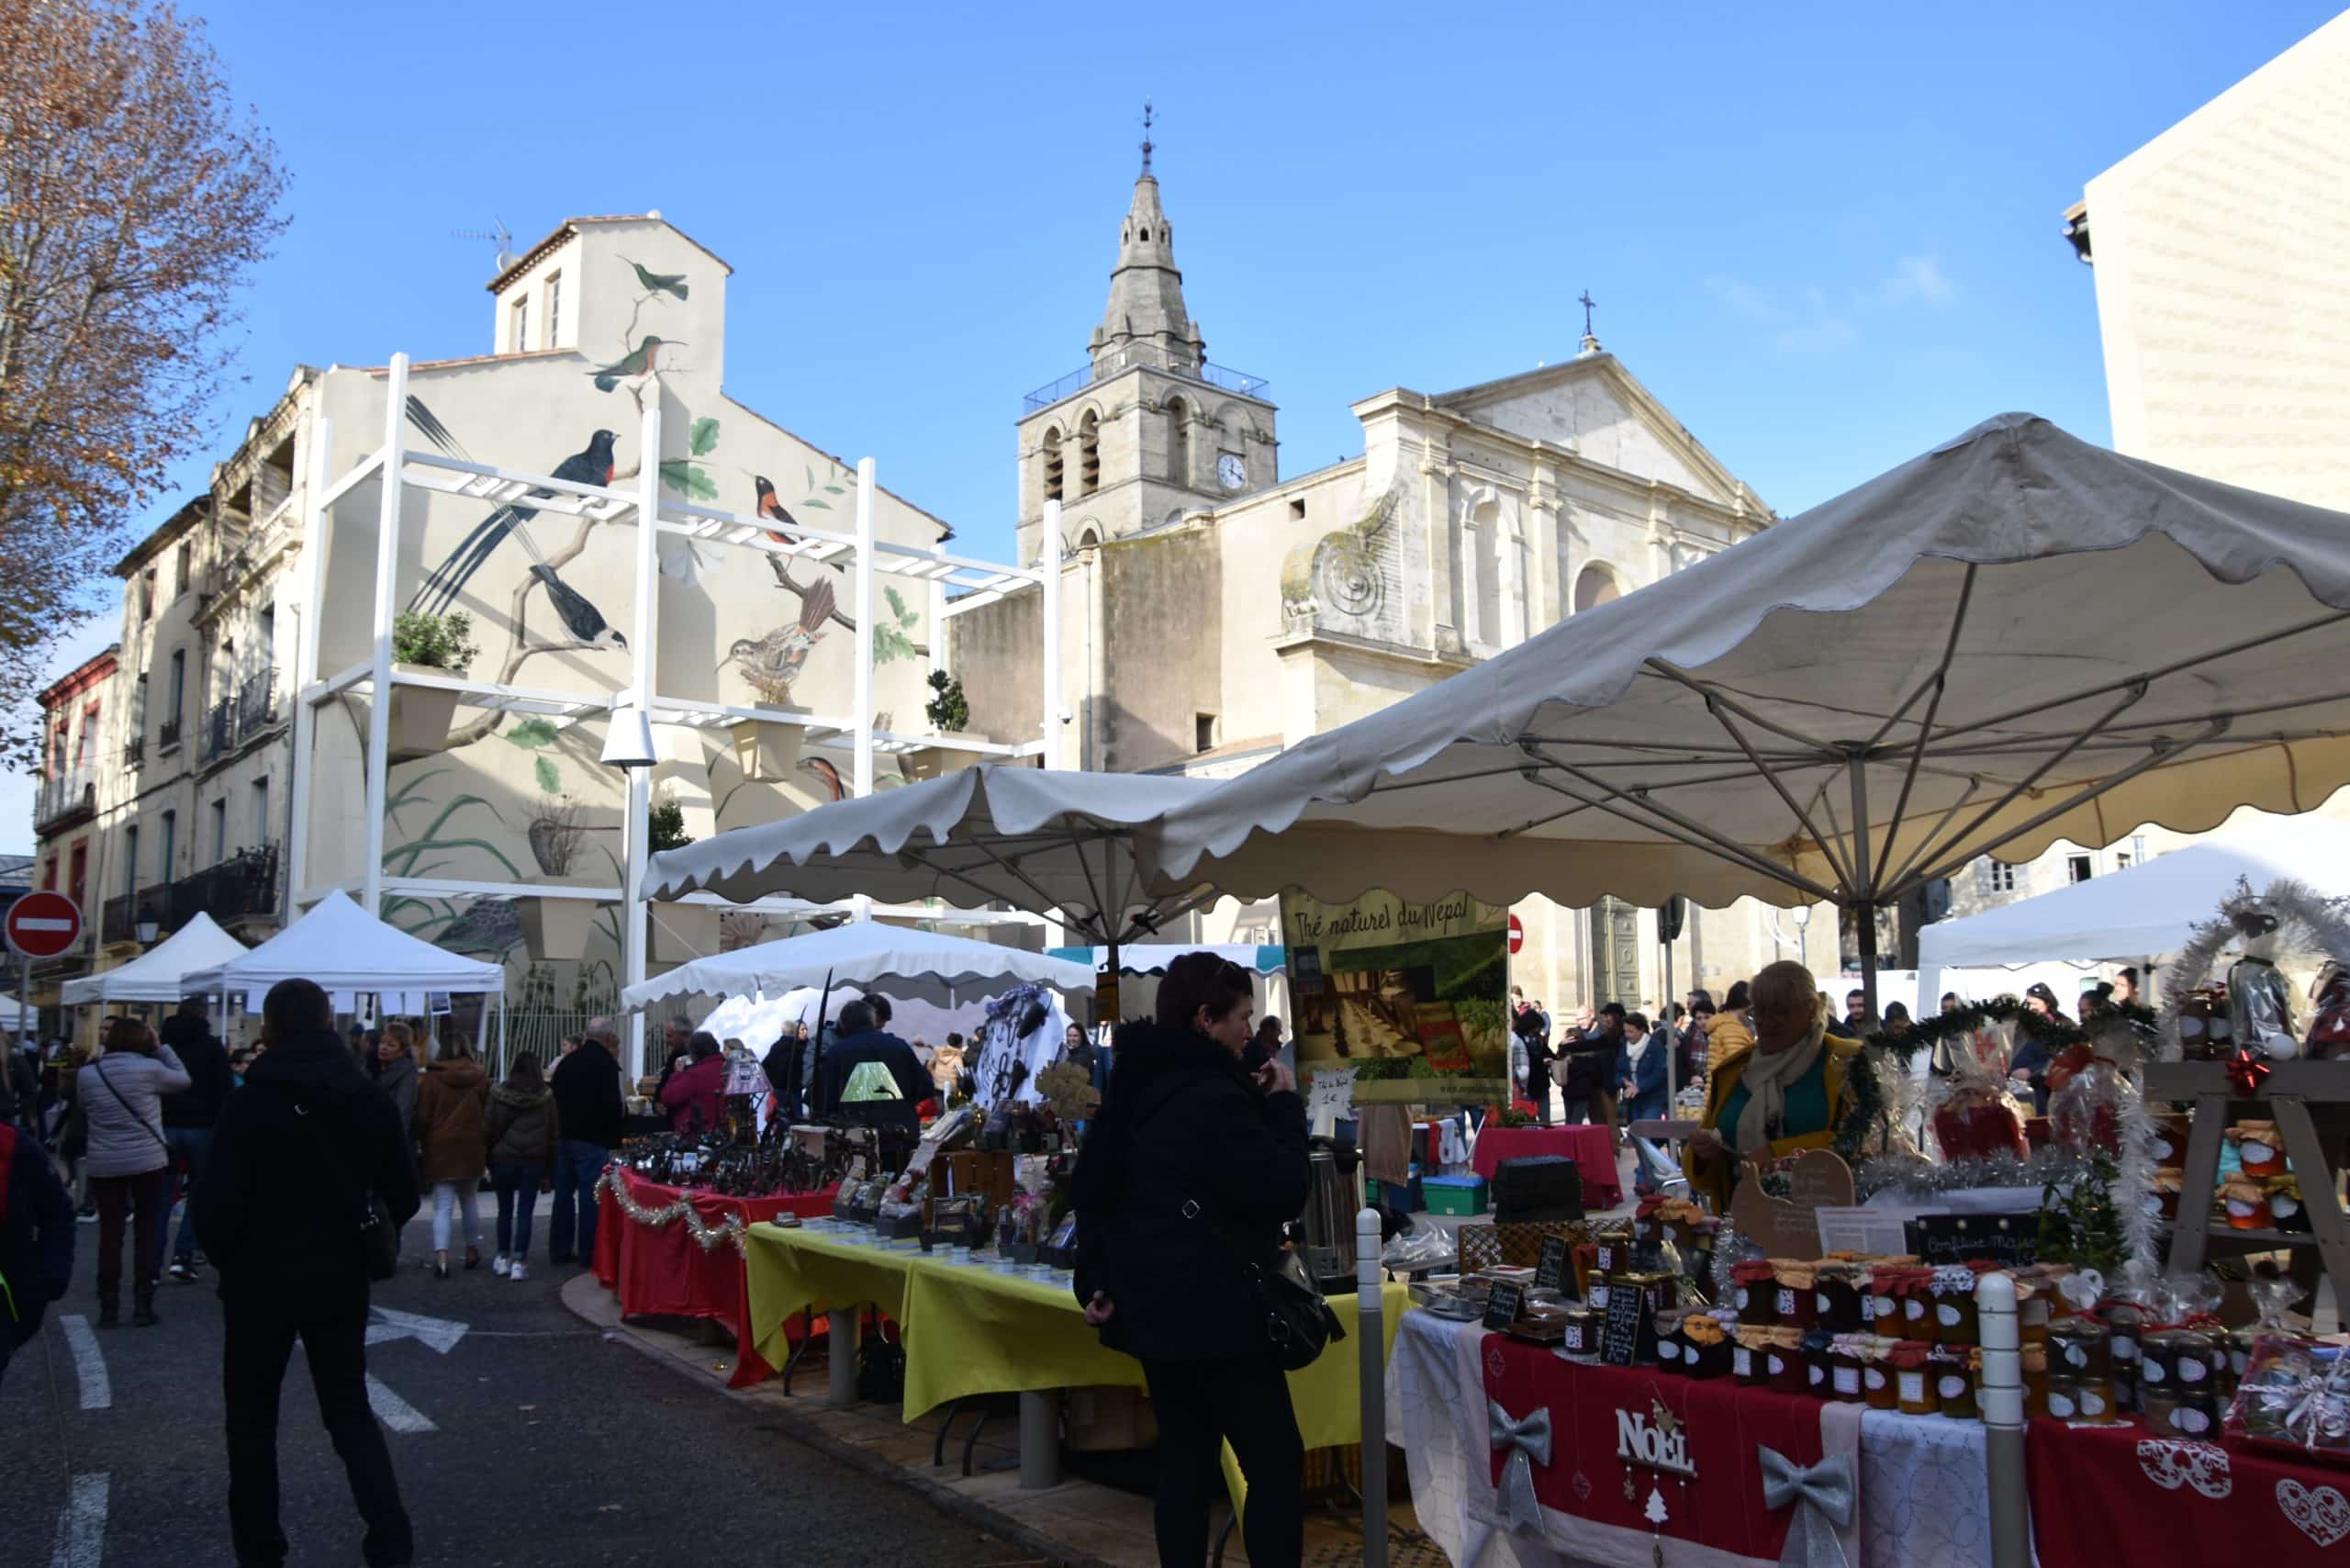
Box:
[1393,1311,1997,1568]
[744,1220,1408,1488]
[1472,1124,1624,1211]
[591,1168,837,1388]
[2025,1413,2348,1564]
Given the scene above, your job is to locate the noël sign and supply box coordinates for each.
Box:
[5,890,83,959]
[1616,1405,1696,1478]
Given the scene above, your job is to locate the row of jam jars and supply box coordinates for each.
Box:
[1771,1261,1819,1330]
[1814,1262,1869,1332]
[1731,1260,1779,1326]
[1869,1264,1936,1340]
[1928,1262,1989,1343]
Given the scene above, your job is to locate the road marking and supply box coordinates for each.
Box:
[364,1374,436,1434]
[57,1316,109,1410]
[366,1305,468,1354]
[49,1472,106,1568]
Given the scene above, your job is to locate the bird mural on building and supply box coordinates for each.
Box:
[721,577,834,703]
[404,407,620,629]
[798,756,846,802]
[751,476,799,546]
[621,258,689,301]
[588,335,682,393]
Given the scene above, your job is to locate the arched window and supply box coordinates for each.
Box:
[1075,523,1102,548]
[1165,396,1190,487]
[1079,410,1101,496]
[1137,227,1150,242]
[1573,564,1622,613]
[1041,426,1063,502]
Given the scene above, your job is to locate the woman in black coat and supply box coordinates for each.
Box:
[1069,952,1312,1567]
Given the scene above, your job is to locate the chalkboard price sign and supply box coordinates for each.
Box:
[1907,1212,2039,1268]
[1600,1278,1652,1367]
[1535,1236,1571,1292]
[1484,1282,1527,1332]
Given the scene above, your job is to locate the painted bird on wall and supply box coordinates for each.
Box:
[797,756,845,802]
[720,577,834,703]
[588,335,682,393]
[751,476,799,546]
[405,404,621,633]
[621,258,689,300]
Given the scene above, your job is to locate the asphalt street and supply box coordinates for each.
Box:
[1,1200,1026,1568]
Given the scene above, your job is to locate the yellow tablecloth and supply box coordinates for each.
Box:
[742,1221,1407,1445]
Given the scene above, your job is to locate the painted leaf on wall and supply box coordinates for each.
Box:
[534,756,561,795]
[689,416,721,456]
[659,458,720,501]
[504,718,559,749]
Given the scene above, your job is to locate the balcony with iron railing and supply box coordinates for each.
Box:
[195,668,280,765]
[1021,353,1271,414]
[114,843,281,936]
[158,712,184,752]
[122,733,143,769]
[35,765,95,831]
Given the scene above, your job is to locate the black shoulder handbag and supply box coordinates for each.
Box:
[283,1082,397,1282]
[1180,1195,1346,1372]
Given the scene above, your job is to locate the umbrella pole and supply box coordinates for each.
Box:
[807,966,835,1119]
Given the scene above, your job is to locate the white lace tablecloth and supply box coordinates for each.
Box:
[1392,1312,1997,1567]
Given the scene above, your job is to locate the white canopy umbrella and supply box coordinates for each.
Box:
[1045,942,1287,975]
[620,918,1094,1010]
[645,764,1222,968]
[1157,414,2350,1012]
[179,889,506,999]
[694,986,865,1047]
[1918,814,2350,969]
[61,913,248,1005]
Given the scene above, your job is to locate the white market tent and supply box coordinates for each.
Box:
[619,918,1094,1010]
[1156,414,2350,1011]
[1917,814,2350,969]
[60,913,248,1005]
[178,889,505,1000]
[645,765,1222,969]
[0,992,28,1033]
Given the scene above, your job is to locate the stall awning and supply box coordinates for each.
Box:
[61,912,248,1005]
[1046,942,1286,976]
[178,890,506,996]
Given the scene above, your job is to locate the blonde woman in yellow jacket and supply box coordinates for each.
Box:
[1705,980,1755,1072]
[1684,964,1859,1212]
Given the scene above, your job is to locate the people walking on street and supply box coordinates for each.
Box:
[413,1034,490,1279]
[1069,952,1312,1568]
[1509,990,1553,1124]
[193,978,417,1568]
[485,1050,557,1281]
[656,1029,727,1134]
[368,1026,419,1133]
[80,1017,189,1328]
[158,998,232,1283]
[0,1113,76,1390]
[548,1016,625,1268]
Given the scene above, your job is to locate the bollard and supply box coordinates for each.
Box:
[1019,1391,1061,1488]
[1357,1206,1389,1568]
[1975,1271,2031,1568]
[827,1309,858,1406]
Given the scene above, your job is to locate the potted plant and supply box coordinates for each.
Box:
[901,669,990,783]
[388,610,476,757]
[645,793,718,960]
[518,784,597,962]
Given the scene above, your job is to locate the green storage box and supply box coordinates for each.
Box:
[1423,1176,1489,1216]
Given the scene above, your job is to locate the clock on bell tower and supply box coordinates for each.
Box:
[1014,106,1277,564]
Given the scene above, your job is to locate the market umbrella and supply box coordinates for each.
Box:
[618,919,1094,1010]
[643,763,1224,979]
[1155,413,2350,1013]
[1917,812,2350,969]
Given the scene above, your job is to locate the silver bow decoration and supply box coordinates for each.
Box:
[1487,1399,1552,1538]
[1760,1446,1855,1568]
[2248,1355,2350,1452]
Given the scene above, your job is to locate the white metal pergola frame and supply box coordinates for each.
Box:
[288,353,1066,1078]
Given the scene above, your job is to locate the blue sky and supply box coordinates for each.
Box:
[6,1,2342,851]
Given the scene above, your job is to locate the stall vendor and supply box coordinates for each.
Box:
[1683,960,1860,1208]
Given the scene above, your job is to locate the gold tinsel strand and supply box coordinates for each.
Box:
[594,1171,751,1258]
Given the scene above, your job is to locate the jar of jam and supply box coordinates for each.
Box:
[2139,1385,2187,1436]
[2047,1318,2110,1381]
[2174,1330,2225,1394]
[1873,1264,1937,1342]
[2009,1266,2059,1342]
[1829,1334,1870,1403]
[2138,1329,2189,1393]
[2020,1342,2049,1417]
[2228,1327,2262,1387]
[1732,1260,1779,1326]
[1891,1340,1937,1415]
[1931,1346,1978,1418]
[1734,1326,1772,1387]
[2069,1372,2117,1423]
[1684,1314,1733,1379]
[1587,1279,1611,1314]
[1620,1269,1677,1315]
[2172,1387,2222,1439]
[2044,1374,2085,1420]
[1653,1308,1691,1372]
[1861,1337,1900,1409]
[1560,1307,1602,1359]
[1801,1328,1836,1397]
[1767,1327,1808,1394]
[1930,1265,1983,1344]
[1774,1262,1819,1331]
[1815,1263,1867,1332]
[1592,1226,1632,1277]
[2103,1301,2145,1367]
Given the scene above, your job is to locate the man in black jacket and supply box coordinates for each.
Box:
[816,999,931,1137]
[548,1016,625,1267]
[159,998,233,1282]
[192,978,417,1568]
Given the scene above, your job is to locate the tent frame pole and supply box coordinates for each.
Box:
[1518,755,1841,902]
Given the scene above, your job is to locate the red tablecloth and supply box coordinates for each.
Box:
[2027,1414,2350,1563]
[592,1169,837,1388]
[1471,1124,1624,1209]
[1482,1334,1827,1566]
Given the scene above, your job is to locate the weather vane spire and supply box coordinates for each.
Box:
[1140,99,1155,174]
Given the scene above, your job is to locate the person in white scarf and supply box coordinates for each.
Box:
[1684,961,1854,1205]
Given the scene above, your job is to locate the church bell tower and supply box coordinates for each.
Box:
[1015,105,1277,563]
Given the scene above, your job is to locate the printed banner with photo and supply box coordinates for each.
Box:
[1279,890,1510,1102]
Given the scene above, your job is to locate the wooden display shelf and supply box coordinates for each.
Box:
[2154,1220,2322,1249]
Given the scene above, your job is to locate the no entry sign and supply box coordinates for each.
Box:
[6,890,84,958]
[1507,913,1525,955]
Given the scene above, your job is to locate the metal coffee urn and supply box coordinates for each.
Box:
[1300,1136,1362,1289]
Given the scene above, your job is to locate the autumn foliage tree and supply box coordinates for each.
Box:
[0,0,287,767]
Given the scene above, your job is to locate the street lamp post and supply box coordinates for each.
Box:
[1792,903,1812,972]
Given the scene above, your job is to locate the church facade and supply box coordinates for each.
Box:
[953,152,1812,1017]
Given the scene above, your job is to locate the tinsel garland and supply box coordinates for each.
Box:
[1856,1144,2100,1202]
[2154,875,2350,1061]
[2111,1071,2164,1286]
[594,1171,751,1258]
[1864,995,2158,1066]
